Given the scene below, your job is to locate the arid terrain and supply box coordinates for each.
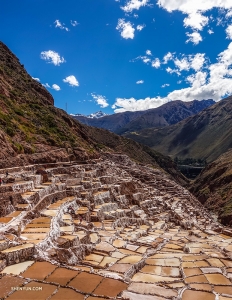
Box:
[1,42,232,299]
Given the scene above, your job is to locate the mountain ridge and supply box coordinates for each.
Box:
[72,99,215,134]
[123,96,232,163]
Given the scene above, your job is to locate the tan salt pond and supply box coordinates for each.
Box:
[182,289,215,300]
[132,272,179,283]
[184,268,203,277]
[113,239,125,248]
[2,243,34,253]
[25,223,51,228]
[137,246,148,254]
[85,254,104,263]
[127,282,178,298]
[111,251,126,259]
[31,217,51,223]
[45,267,78,285]
[189,283,212,291]
[109,263,132,273]
[145,258,180,267]
[0,217,12,223]
[22,228,50,233]
[222,259,232,267]
[89,233,98,243]
[207,258,224,267]
[205,273,231,285]
[21,262,57,280]
[50,287,84,300]
[194,260,210,267]
[162,267,180,277]
[21,233,47,240]
[141,265,162,275]
[185,275,208,284]
[41,210,57,217]
[1,261,34,275]
[99,256,118,267]
[95,242,115,253]
[119,255,142,264]
[6,211,21,218]
[119,248,137,255]
[93,277,128,298]
[60,226,73,232]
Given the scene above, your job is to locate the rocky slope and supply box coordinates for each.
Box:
[73,99,215,134]
[0,41,186,186]
[124,96,232,163]
[190,149,232,226]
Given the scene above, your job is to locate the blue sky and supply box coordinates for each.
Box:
[2,0,232,115]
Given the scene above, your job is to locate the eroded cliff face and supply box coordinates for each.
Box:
[190,149,232,226]
[0,155,232,299]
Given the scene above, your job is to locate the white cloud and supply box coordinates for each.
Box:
[166,67,180,75]
[52,84,61,91]
[137,24,145,31]
[121,0,150,12]
[186,32,202,45]
[152,58,161,68]
[157,1,232,34]
[226,10,232,18]
[32,77,40,82]
[112,97,169,112]
[183,12,209,31]
[161,83,170,88]
[54,20,69,31]
[136,80,144,84]
[42,83,51,88]
[163,52,174,64]
[40,50,65,66]
[174,57,190,71]
[113,42,232,112]
[91,93,109,108]
[116,19,135,39]
[71,20,78,26]
[208,29,214,34]
[226,24,232,39]
[146,50,152,55]
[190,53,205,71]
[63,75,79,87]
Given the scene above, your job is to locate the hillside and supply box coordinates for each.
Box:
[124,96,232,163]
[190,149,232,226]
[0,41,187,185]
[73,99,215,134]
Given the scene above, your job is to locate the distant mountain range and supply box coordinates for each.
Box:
[124,96,232,163]
[72,100,215,134]
[71,111,108,119]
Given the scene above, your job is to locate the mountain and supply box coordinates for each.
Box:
[117,99,215,134]
[190,149,232,226]
[71,111,109,119]
[72,110,146,132]
[72,99,215,134]
[0,41,186,185]
[124,96,232,163]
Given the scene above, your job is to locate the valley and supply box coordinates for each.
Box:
[0,41,232,299]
